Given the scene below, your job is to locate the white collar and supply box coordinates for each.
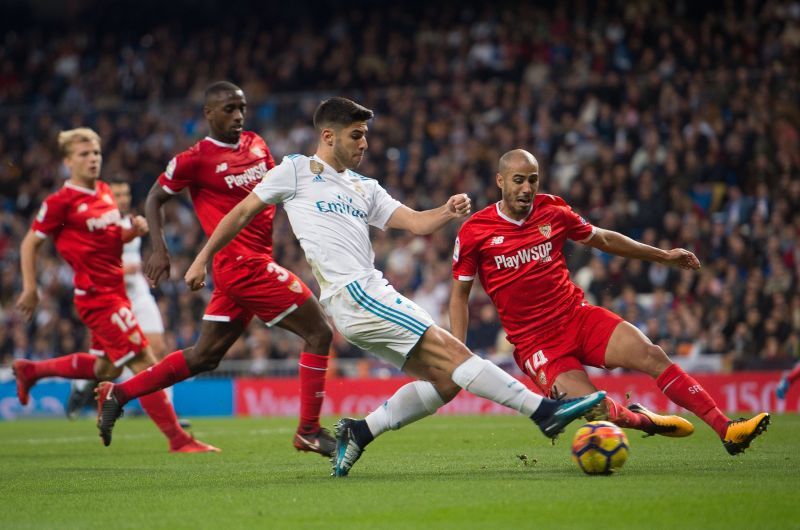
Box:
[495,201,530,226]
[204,136,240,149]
[312,155,348,176]
[64,181,97,195]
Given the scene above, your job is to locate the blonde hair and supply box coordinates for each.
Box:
[58,127,101,157]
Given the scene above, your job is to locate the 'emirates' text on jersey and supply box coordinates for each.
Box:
[158,132,276,264]
[452,195,596,344]
[31,181,125,294]
[252,155,401,300]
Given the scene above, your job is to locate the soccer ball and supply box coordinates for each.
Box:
[571,421,630,475]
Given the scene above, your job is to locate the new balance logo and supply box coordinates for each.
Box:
[312,174,325,182]
[215,162,228,173]
[490,236,504,245]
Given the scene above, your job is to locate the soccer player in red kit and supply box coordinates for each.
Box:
[95,82,335,456]
[450,149,770,455]
[13,127,215,453]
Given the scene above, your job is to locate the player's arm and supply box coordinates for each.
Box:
[143,183,177,286]
[449,278,474,343]
[386,194,471,235]
[16,230,47,321]
[121,215,148,244]
[585,227,700,270]
[185,192,267,290]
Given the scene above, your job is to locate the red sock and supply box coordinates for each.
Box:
[787,363,800,385]
[605,397,654,432]
[298,352,328,432]
[31,353,97,380]
[656,363,730,438]
[139,390,192,449]
[114,351,191,405]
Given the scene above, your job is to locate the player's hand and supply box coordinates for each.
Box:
[447,193,471,218]
[185,259,208,291]
[131,215,148,236]
[15,289,39,322]
[144,250,171,287]
[662,248,701,270]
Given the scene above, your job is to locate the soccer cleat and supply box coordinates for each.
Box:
[536,390,607,439]
[12,359,36,406]
[776,377,789,400]
[95,382,124,447]
[66,381,98,420]
[331,418,364,477]
[722,412,770,455]
[170,437,221,453]
[628,403,694,437]
[294,427,336,458]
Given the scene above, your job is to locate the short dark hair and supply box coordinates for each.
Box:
[204,81,242,103]
[313,97,374,130]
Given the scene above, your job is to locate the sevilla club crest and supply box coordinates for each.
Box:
[538,223,552,239]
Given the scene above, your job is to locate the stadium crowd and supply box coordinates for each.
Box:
[0,0,798,375]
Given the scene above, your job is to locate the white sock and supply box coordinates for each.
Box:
[365,381,444,438]
[451,356,543,416]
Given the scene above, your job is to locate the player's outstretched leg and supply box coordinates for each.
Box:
[722,413,771,455]
[626,403,694,437]
[14,355,97,406]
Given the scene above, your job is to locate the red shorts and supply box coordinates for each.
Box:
[75,291,149,367]
[514,304,623,397]
[204,255,312,327]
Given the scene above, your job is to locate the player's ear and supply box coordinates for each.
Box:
[495,172,504,189]
[321,128,335,147]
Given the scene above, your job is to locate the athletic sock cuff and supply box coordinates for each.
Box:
[299,351,329,370]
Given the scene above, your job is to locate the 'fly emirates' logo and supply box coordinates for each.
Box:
[494,241,553,269]
[224,161,268,189]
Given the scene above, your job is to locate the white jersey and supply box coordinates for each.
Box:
[253,154,401,300]
[120,217,151,300]
[119,217,164,334]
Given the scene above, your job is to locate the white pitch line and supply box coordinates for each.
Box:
[2,426,294,446]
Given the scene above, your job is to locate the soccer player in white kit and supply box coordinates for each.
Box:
[66,178,172,418]
[185,97,606,476]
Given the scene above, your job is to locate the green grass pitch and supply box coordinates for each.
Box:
[1,414,797,529]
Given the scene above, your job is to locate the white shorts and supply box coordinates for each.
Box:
[129,291,165,334]
[323,275,433,368]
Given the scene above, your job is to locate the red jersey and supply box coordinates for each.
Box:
[452,195,596,344]
[158,132,276,266]
[31,180,125,295]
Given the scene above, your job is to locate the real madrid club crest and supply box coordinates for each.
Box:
[353,182,365,197]
[310,159,324,175]
[538,223,552,239]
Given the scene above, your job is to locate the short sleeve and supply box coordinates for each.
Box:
[366,181,401,230]
[31,195,68,239]
[564,206,596,242]
[452,224,479,282]
[253,156,297,204]
[157,151,196,195]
